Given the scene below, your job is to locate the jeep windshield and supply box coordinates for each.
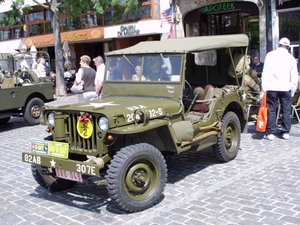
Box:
[105,54,183,82]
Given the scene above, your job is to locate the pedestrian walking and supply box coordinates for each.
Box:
[261,37,299,141]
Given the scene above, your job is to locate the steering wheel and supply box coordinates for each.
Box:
[184,80,193,98]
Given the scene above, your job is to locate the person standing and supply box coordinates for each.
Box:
[92,56,105,98]
[37,58,46,78]
[251,56,264,78]
[75,55,96,102]
[262,37,299,141]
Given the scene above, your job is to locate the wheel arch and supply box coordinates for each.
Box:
[223,101,247,132]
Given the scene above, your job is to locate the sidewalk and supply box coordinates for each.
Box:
[46,92,79,107]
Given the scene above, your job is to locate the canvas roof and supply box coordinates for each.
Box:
[107,34,249,56]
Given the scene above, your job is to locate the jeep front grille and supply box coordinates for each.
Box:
[67,112,97,153]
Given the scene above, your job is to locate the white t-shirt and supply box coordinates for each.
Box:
[262,47,298,96]
[37,63,46,77]
[95,63,106,83]
[64,71,72,78]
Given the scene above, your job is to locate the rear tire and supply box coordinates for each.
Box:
[212,111,241,162]
[106,143,167,212]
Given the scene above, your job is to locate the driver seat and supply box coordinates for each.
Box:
[191,85,215,117]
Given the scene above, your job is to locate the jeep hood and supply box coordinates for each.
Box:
[47,96,182,128]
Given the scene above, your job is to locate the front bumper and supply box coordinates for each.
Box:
[22,152,101,177]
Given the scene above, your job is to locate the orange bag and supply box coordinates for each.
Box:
[256,92,268,132]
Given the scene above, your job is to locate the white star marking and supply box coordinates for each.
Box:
[50,159,56,168]
[241,91,247,101]
[79,102,119,107]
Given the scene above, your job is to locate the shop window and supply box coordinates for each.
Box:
[82,14,98,28]
[28,11,44,21]
[45,11,53,20]
[278,10,300,43]
[104,11,114,25]
[45,22,53,34]
[0,30,11,40]
[128,5,151,21]
[14,27,23,38]
[61,17,81,31]
[28,24,44,36]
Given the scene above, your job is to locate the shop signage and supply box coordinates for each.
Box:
[117,25,140,37]
[24,27,103,47]
[204,3,235,13]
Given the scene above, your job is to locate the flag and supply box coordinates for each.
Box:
[17,2,23,15]
[168,24,175,39]
[161,7,173,24]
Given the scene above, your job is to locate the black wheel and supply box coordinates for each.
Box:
[106,143,167,213]
[0,117,10,124]
[23,97,44,125]
[212,111,241,162]
[31,164,76,192]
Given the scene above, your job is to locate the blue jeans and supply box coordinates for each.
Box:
[266,90,291,135]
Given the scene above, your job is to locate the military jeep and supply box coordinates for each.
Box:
[0,70,54,125]
[22,34,250,212]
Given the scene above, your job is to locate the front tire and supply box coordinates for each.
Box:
[24,97,44,125]
[106,143,167,213]
[212,111,241,162]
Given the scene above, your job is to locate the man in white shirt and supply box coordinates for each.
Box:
[37,58,46,78]
[92,56,105,98]
[262,37,299,141]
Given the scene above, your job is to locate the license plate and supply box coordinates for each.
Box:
[31,140,69,159]
[55,168,82,182]
[48,141,69,159]
[31,140,48,154]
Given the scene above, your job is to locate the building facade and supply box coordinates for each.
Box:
[0,0,298,72]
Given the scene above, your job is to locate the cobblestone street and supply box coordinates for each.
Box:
[0,96,300,225]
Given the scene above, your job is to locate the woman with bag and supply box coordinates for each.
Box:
[74,55,96,102]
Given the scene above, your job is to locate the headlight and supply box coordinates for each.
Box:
[98,117,109,131]
[47,112,55,126]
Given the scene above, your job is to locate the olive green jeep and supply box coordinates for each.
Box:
[22,34,250,212]
[0,70,54,125]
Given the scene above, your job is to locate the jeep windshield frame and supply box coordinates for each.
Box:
[102,53,184,100]
[105,54,183,82]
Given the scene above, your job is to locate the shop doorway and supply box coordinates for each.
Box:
[184,1,259,57]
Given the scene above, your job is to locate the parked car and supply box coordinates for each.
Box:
[0,69,54,125]
[22,34,250,212]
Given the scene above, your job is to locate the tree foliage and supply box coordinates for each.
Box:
[0,0,32,27]
[0,0,139,96]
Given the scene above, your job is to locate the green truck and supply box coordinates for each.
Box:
[0,70,54,125]
[22,34,250,212]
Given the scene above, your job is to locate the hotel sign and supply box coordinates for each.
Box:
[117,25,140,37]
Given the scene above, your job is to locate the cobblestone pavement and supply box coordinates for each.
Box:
[0,96,300,225]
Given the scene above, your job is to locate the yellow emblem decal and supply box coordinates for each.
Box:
[76,113,93,139]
